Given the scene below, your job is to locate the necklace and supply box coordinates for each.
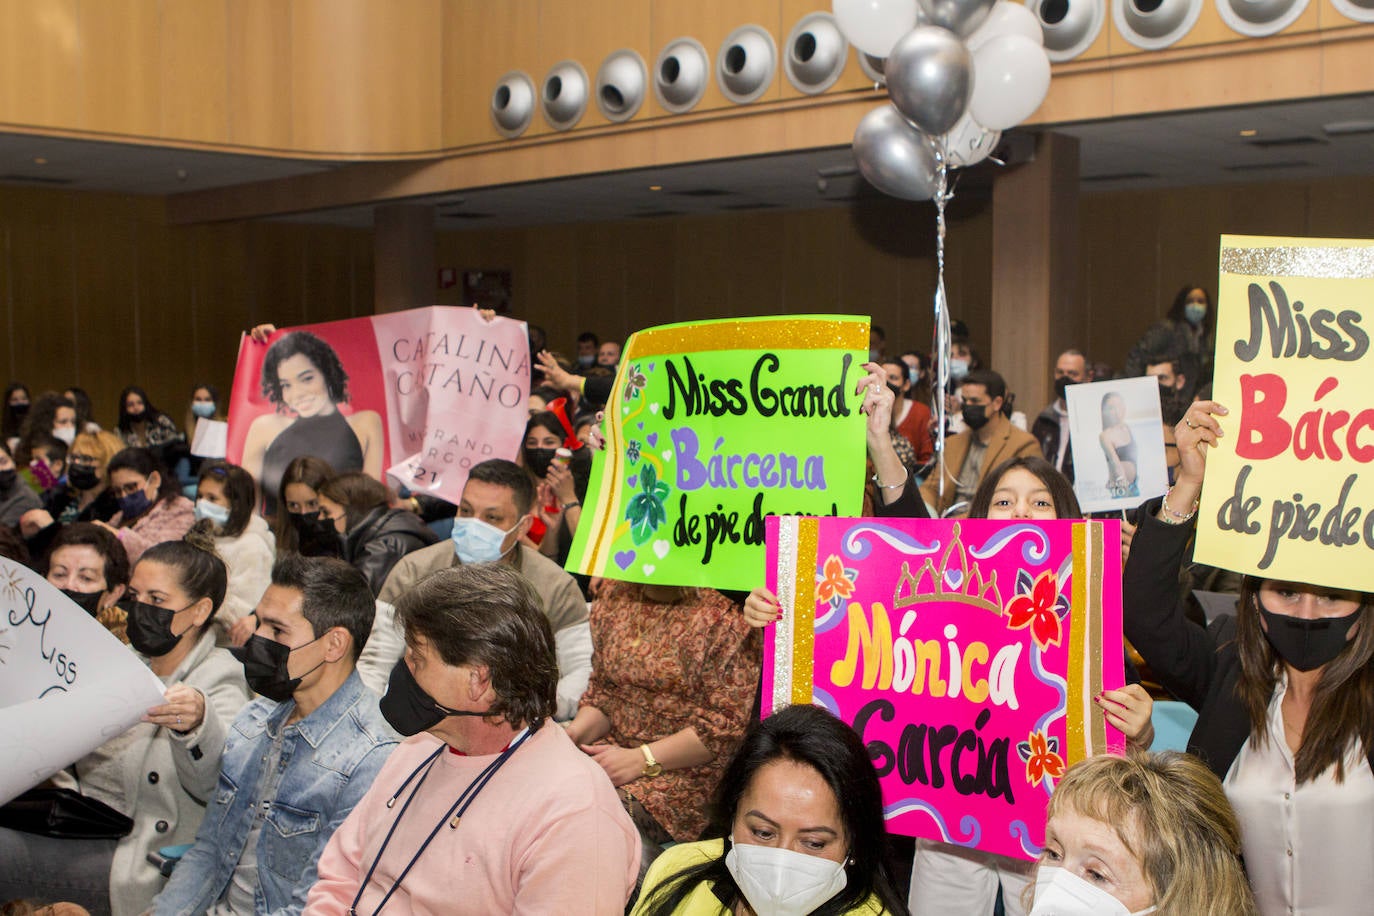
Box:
[349,727,532,915]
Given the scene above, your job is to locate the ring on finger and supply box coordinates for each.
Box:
[1185,417,1196,428]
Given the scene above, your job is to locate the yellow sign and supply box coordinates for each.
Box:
[1194,235,1374,591]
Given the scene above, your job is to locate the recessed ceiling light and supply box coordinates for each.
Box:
[648,184,662,191]
[1238,129,1257,137]
[32,157,46,165]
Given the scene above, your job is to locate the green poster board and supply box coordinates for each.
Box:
[567,315,869,590]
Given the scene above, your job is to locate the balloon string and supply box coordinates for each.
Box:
[932,148,953,507]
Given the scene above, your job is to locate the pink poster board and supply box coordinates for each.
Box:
[764,516,1125,861]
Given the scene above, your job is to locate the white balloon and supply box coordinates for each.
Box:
[969,34,1050,130]
[833,0,921,57]
[967,1,1045,50]
[943,112,1001,167]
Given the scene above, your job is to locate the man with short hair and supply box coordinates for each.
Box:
[306,564,639,912]
[920,369,1040,516]
[152,556,397,916]
[1144,352,1192,425]
[1031,349,1089,482]
[363,459,591,719]
[574,331,599,370]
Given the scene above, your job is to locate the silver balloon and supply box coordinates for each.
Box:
[885,25,973,136]
[852,105,939,201]
[918,0,998,35]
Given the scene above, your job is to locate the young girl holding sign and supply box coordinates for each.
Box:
[1125,400,1374,916]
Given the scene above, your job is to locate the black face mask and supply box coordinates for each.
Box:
[380,659,490,736]
[62,588,104,617]
[1259,602,1362,672]
[231,634,324,703]
[67,465,101,491]
[1053,377,1073,402]
[524,448,558,478]
[0,469,15,492]
[121,599,192,658]
[962,403,991,430]
[886,383,905,402]
[7,403,29,422]
[291,511,343,558]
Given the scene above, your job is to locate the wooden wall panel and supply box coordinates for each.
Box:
[80,0,162,137]
[0,0,82,130]
[159,0,229,143]
[226,0,293,151]
[441,0,544,147]
[535,0,652,133]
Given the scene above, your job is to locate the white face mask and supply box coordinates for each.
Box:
[53,426,76,445]
[1030,865,1155,916]
[724,836,848,916]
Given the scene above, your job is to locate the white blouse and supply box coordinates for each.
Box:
[1224,676,1374,916]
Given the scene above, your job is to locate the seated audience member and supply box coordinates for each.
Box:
[1144,352,1194,424]
[597,339,622,370]
[152,556,397,915]
[0,536,251,916]
[20,433,66,496]
[0,524,30,565]
[366,459,591,718]
[0,442,40,528]
[194,461,276,644]
[97,448,195,564]
[317,472,437,596]
[1030,751,1256,916]
[44,522,130,642]
[1126,400,1374,915]
[574,331,600,370]
[115,386,185,469]
[880,359,933,470]
[271,456,338,556]
[64,386,100,434]
[3,381,31,448]
[920,369,1040,516]
[1124,284,1214,383]
[522,408,590,564]
[565,579,760,877]
[15,393,77,462]
[1031,348,1088,482]
[43,430,123,525]
[305,563,639,913]
[632,704,908,916]
[179,383,227,483]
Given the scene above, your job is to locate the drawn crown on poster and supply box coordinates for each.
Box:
[893,523,1003,616]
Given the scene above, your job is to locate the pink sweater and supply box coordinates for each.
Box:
[112,495,195,564]
[305,720,640,914]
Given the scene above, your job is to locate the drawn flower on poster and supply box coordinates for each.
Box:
[625,463,670,545]
[2,564,24,603]
[1005,569,1069,652]
[816,555,858,609]
[622,364,647,403]
[626,439,641,464]
[1018,730,1066,788]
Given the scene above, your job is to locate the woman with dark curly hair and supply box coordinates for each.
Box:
[241,331,383,513]
[115,387,185,467]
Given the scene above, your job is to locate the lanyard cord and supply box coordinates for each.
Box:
[349,728,532,915]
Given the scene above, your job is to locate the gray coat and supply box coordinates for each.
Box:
[54,629,250,916]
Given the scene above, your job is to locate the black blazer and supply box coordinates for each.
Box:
[1123,498,1374,778]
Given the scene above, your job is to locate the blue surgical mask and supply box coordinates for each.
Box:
[1183,302,1207,326]
[194,499,231,526]
[118,489,153,520]
[908,366,922,387]
[949,358,970,382]
[191,402,215,418]
[450,516,522,565]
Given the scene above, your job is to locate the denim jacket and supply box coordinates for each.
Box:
[152,670,398,916]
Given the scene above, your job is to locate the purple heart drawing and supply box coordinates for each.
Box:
[646,432,658,447]
[636,422,645,430]
[627,474,638,488]
[614,550,636,570]
[648,362,655,371]
[943,569,964,590]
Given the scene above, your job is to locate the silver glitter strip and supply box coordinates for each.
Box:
[773,516,798,716]
[1220,244,1374,280]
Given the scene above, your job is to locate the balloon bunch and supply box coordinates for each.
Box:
[835,0,1051,503]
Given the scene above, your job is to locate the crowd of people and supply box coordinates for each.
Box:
[0,286,1356,916]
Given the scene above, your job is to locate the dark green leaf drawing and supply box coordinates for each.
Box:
[625,462,670,545]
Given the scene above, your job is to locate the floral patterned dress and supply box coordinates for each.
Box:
[580,581,761,842]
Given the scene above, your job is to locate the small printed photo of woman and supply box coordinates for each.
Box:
[1065,376,1168,513]
[240,331,383,513]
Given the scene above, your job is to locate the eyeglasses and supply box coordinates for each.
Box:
[70,453,100,467]
[111,479,147,497]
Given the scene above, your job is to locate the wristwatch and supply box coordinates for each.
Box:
[639,744,663,777]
